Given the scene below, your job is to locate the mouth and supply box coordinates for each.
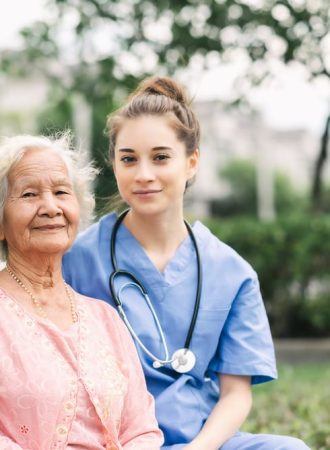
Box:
[33,224,66,231]
[133,189,161,195]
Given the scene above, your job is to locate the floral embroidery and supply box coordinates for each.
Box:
[20,425,29,434]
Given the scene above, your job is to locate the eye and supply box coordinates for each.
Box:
[154,154,170,161]
[120,156,136,163]
[55,190,68,196]
[22,191,36,198]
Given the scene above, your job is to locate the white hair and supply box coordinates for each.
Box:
[0,132,98,260]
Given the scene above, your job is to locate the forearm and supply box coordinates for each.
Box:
[122,431,162,450]
[184,376,252,450]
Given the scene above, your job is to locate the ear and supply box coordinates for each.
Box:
[186,148,200,180]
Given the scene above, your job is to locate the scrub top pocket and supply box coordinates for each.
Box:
[191,306,231,377]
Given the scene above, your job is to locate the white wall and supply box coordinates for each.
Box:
[186,100,325,217]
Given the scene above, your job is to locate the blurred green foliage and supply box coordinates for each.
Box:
[315,184,330,215]
[243,363,330,450]
[206,214,330,337]
[211,158,305,217]
[35,86,117,210]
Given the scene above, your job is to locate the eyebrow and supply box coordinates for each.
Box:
[53,178,73,186]
[15,177,73,188]
[118,146,173,152]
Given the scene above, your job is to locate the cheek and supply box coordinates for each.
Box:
[115,171,130,191]
[70,206,80,227]
[3,207,30,235]
[169,164,190,184]
[63,200,80,227]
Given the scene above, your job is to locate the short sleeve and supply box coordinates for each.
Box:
[208,274,277,384]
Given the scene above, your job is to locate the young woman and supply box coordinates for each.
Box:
[63,77,310,450]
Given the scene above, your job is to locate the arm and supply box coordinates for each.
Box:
[116,322,163,449]
[184,374,252,450]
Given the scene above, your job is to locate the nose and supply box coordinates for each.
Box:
[38,192,62,217]
[134,161,155,183]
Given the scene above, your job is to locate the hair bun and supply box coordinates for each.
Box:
[107,74,200,161]
[135,76,189,105]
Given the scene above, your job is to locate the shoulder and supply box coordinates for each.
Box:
[76,291,116,318]
[64,212,117,263]
[193,220,256,278]
[76,292,129,338]
[74,212,117,249]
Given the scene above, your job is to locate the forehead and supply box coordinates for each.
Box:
[116,115,179,144]
[9,147,70,182]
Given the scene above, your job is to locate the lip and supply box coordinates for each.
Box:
[33,224,66,231]
[133,189,162,195]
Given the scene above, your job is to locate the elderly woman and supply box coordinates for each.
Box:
[0,134,163,450]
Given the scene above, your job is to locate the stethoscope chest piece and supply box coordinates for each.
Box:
[171,348,196,373]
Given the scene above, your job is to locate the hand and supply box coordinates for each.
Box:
[183,443,216,450]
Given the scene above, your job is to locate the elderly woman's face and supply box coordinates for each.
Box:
[0,147,80,259]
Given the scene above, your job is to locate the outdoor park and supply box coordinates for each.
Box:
[0,0,329,448]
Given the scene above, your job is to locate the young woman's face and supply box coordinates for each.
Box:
[0,147,80,259]
[113,115,199,217]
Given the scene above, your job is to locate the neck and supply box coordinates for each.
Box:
[6,253,63,291]
[2,254,77,329]
[123,210,188,271]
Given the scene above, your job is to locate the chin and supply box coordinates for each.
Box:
[32,240,73,256]
[129,200,164,213]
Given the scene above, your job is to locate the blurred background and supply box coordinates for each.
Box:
[1,0,330,446]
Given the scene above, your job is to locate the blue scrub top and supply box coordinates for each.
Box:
[63,213,277,448]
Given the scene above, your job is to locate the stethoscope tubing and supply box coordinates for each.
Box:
[182,220,202,350]
[109,209,202,370]
[117,282,172,365]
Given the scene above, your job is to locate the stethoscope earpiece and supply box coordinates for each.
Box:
[109,209,202,374]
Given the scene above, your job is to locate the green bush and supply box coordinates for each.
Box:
[211,159,306,217]
[206,214,330,337]
[243,363,330,450]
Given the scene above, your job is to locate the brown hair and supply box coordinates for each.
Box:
[106,76,200,160]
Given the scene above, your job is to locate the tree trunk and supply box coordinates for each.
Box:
[311,113,330,210]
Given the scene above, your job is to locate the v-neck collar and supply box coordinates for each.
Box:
[112,216,199,288]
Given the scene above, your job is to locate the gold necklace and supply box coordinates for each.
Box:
[5,265,78,323]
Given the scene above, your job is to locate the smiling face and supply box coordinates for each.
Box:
[113,114,199,218]
[0,147,80,260]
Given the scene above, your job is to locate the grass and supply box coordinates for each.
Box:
[242,363,330,449]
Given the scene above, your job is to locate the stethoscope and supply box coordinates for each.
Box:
[109,209,202,373]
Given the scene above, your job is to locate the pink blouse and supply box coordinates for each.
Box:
[0,288,163,450]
